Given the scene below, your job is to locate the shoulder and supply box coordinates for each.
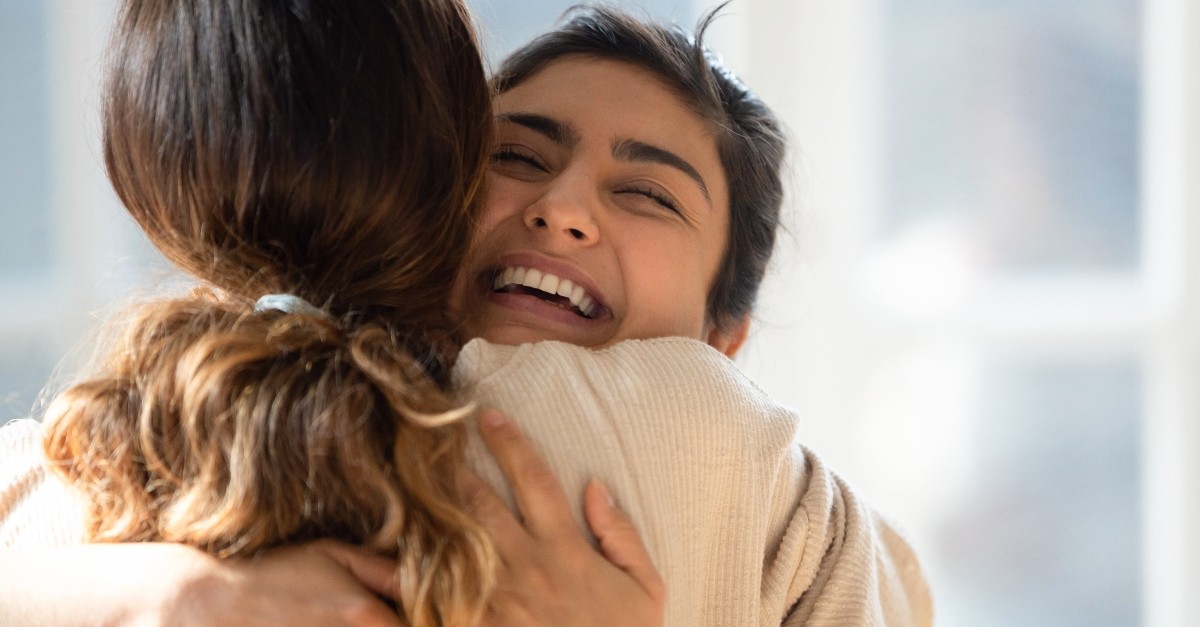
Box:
[0,418,44,469]
[454,337,801,453]
[0,418,88,548]
[455,337,763,394]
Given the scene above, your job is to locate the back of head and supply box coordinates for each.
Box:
[493,3,786,332]
[104,0,489,327]
[44,1,494,624]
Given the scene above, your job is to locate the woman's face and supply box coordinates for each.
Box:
[452,56,734,350]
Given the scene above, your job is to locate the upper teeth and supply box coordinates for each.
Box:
[492,266,597,317]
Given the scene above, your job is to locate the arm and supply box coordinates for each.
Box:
[0,541,406,627]
[0,413,662,627]
[0,418,390,626]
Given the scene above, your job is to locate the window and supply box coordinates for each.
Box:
[0,1,148,426]
[0,1,53,277]
[735,0,1199,624]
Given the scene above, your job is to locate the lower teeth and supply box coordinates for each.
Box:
[494,285,590,318]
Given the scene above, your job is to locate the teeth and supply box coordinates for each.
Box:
[538,273,559,294]
[522,268,541,288]
[491,265,598,316]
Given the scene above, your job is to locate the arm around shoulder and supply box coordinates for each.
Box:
[0,421,408,627]
[0,543,222,627]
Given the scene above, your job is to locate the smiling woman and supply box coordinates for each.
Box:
[453,56,732,351]
[447,9,932,622]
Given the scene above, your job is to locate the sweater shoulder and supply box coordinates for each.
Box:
[0,418,86,548]
[453,338,802,458]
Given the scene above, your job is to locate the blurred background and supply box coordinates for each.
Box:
[2,0,1196,624]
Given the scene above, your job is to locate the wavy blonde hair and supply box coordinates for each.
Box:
[42,1,495,624]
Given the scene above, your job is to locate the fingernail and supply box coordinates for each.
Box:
[481,410,507,430]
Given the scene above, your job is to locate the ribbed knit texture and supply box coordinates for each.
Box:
[455,338,932,626]
[0,338,931,625]
[0,419,85,549]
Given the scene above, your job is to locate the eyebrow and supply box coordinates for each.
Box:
[496,111,712,207]
[612,138,712,206]
[495,112,579,148]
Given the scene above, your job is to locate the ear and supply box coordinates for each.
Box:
[705,317,750,358]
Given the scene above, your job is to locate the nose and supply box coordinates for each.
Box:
[522,173,600,245]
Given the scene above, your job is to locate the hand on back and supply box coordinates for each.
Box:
[465,410,666,627]
[137,541,406,627]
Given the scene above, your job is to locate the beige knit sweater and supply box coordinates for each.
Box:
[0,338,932,626]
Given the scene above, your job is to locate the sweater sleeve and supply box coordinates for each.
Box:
[0,419,86,548]
[766,446,934,627]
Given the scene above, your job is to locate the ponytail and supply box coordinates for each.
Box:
[44,288,494,623]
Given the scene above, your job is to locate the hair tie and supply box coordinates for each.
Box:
[254,294,328,318]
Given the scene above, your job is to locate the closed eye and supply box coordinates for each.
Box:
[620,185,681,215]
[491,146,548,172]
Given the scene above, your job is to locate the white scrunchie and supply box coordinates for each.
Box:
[254,294,327,318]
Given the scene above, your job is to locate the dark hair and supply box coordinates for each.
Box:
[44,1,495,624]
[493,2,786,330]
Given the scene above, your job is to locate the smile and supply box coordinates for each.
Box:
[490,265,599,318]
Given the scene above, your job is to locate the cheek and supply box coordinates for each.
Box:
[464,181,529,268]
[621,235,712,337]
[478,177,528,232]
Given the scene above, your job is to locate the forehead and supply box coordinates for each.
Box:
[496,55,709,136]
[494,56,729,210]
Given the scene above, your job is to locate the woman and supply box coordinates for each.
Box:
[0,0,661,625]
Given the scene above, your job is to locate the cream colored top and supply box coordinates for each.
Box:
[0,338,932,626]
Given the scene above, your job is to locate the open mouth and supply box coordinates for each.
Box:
[489,265,600,319]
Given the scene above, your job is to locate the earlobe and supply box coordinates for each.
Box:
[705,318,750,358]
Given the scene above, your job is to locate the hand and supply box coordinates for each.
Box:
[169,540,406,627]
[0,541,404,627]
[466,410,666,627]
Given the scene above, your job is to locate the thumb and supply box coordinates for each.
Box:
[583,480,665,602]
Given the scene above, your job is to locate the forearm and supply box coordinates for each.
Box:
[0,544,211,627]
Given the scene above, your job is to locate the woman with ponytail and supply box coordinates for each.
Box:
[0,1,662,625]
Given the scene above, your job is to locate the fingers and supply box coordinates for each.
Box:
[458,467,531,555]
[583,480,666,604]
[225,541,410,627]
[307,541,400,601]
[477,410,574,537]
[305,542,410,627]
